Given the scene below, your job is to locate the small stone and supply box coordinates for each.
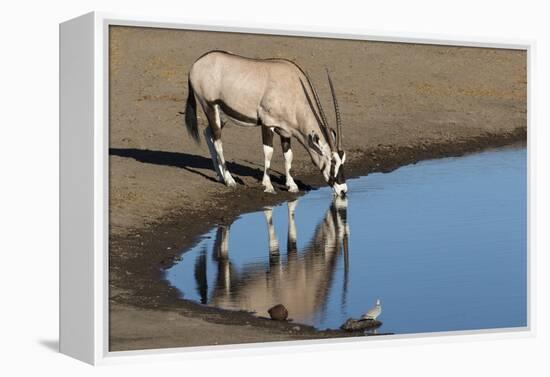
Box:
[292,326,301,331]
[268,304,289,321]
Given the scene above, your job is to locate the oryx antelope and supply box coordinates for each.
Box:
[184,50,348,197]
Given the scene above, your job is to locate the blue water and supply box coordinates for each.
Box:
[165,146,527,334]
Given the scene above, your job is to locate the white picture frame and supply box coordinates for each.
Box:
[59,11,534,365]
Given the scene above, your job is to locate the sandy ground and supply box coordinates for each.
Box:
[109,303,309,351]
[108,26,526,351]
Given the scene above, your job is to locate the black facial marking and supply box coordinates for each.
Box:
[328,156,346,186]
[329,160,336,181]
[336,164,346,184]
[308,133,324,155]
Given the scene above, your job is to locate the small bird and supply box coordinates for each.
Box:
[362,299,382,320]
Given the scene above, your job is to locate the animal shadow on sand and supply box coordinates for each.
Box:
[109,148,311,191]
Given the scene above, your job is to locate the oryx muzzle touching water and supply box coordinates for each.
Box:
[184,50,348,197]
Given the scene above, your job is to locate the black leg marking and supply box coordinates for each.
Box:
[261,126,275,193]
[280,136,291,154]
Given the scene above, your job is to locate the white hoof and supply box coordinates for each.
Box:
[287,183,299,193]
[262,174,276,194]
[263,186,276,194]
[224,172,237,187]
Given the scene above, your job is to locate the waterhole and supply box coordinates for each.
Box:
[165,146,527,334]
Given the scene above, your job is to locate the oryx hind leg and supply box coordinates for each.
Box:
[203,103,236,187]
[280,136,299,193]
[261,125,276,194]
[203,127,223,181]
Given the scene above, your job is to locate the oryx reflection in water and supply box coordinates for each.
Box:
[187,197,350,324]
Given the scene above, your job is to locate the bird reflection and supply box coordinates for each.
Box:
[194,196,350,323]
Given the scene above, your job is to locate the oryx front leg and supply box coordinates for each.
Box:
[281,136,299,193]
[204,104,236,187]
[263,207,279,254]
[261,126,276,194]
[287,199,298,253]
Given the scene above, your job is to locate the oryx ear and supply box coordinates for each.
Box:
[340,151,346,164]
[330,129,337,143]
[308,133,325,156]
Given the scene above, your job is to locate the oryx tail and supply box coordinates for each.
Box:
[184,76,200,144]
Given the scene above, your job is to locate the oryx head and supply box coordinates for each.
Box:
[301,70,347,197]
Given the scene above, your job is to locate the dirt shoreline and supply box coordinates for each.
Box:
[108,26,526,351]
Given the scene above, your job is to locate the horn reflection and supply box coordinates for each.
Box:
[194,197,351,323]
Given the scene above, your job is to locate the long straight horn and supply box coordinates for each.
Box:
[326,69,342,152]
[302,71,336,152]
